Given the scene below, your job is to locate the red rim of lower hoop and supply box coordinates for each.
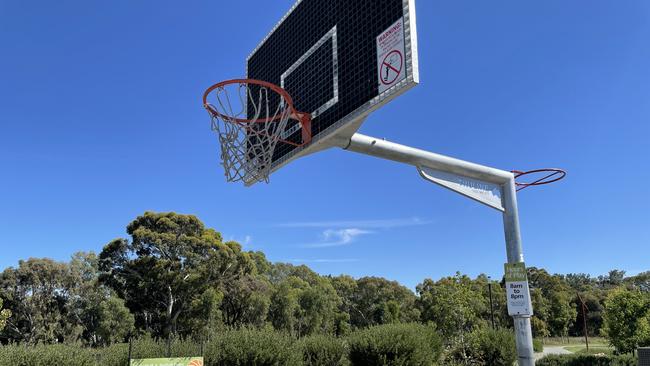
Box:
[511,168,566,192]
[202,78,312,146]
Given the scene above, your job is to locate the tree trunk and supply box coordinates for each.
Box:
[166,285,175,337]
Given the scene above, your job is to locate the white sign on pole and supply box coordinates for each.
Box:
[504,262,533,316]
[377,18,406,94]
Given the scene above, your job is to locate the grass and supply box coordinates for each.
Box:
[538,337,614,356]
[542,336,607,346]
[564,343,613,355]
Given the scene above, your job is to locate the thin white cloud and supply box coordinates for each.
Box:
[303,228,373,248]
[226,235,253,246]
[243,235,252,245]
[276,217,431,229]
[290,258,360,263]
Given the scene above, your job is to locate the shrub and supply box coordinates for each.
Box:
[533,338,544,352]
[442,328,517,366]
[463,328,516,366]
[93,343,129,366]
[298,334,349,366]
[611,355,638,366]
[1,332,299,366]
[0,344,96,366]
[94,336,201,366]
[204,327,301,366]
[347,323,442,366]
[536,353,637,366]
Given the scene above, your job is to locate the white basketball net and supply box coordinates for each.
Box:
[205,83,293,184]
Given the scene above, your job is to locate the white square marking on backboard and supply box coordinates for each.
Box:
[281,26,339,120]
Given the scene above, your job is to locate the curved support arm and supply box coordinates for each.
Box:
[342,133,513,184]
[340,132,535,366]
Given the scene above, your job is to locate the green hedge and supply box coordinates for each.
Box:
[0,344,96,366]
[536,354,637,366]
[93,343,128,366]
[0,331,296,366]
[442,328,516,366]
[533,338,544,352]
[94,337,201,366]
[465,328,517,366]
[347,323,442,366]
[298,334,349,366]
[205,328,301,366]
[0,325,446,366]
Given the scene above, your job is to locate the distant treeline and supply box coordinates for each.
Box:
[0,212,648,355]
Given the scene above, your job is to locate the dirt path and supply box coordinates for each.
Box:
[534,345,573,361]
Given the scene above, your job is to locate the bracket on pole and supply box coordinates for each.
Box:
[343,133,536,365]
[417,166,505,212]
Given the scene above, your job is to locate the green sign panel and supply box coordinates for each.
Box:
[130,357,203,366]
[504,262,527,282]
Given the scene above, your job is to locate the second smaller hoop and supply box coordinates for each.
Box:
[512,168,566,192]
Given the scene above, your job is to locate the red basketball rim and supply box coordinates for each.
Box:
[512,168,566,191]
[202,78,309,125]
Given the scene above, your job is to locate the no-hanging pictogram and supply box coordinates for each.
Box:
[380,50,404,86]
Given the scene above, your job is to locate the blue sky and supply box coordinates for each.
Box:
[1,0,649,289]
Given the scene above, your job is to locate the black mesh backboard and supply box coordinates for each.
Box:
[247,0,419,178]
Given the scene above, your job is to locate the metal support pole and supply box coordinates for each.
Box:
[342,133,535,366]
[502,178,535,365]
[578,293,589,351]
[488,280,496,330]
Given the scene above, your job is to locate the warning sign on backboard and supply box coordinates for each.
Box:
[377,18,406,94]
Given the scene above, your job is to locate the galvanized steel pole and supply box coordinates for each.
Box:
[501,177,535,366]
[488,279,496,330]
[341,133,535,366]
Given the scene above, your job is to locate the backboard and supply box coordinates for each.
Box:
[246,0,419,182]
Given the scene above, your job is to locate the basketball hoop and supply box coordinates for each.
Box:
[512,168,566,192]
[203,79,312,183]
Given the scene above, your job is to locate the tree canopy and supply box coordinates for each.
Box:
[0,298,10,333]
[98,212,255,337]
[601,288,650,354]
[0,210,647,354]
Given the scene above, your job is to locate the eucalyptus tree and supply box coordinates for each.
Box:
[98,211,255,337]
[0,298,10,332]
[0,258,70,344]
